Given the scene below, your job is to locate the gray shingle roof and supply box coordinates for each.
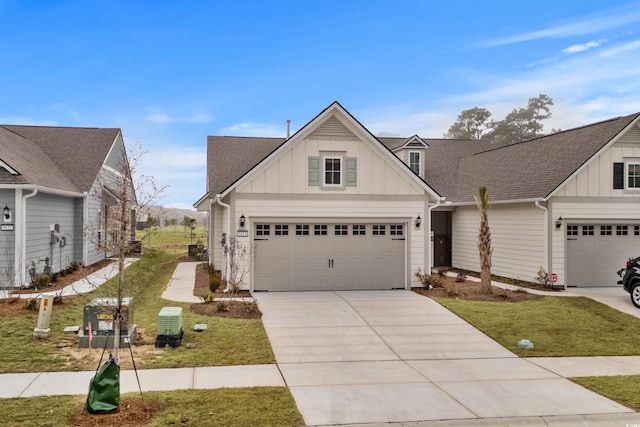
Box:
[207,136,285,196]
[0,125,120,193]
[449,113,640,202]
[203,111,640,204]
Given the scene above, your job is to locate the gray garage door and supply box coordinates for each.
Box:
[254,222,406,291]
[566,224,640,287]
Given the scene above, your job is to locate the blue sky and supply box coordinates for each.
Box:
[2,1,640,208]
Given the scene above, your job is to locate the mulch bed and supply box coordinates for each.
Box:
[413,274,543,302]
[188,261,261,319]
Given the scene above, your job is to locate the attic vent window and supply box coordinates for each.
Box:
[409,151,421,175]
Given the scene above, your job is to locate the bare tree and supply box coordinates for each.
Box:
[92,141,165,365]
[224,236,252,297]
[475,186,493,294]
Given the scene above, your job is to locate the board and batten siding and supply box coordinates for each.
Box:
[233,196,427,290]
[452,203,545,282]
[0,189,16,286]
[208,203,225,271]
[236,136,424,196]
[25,193,81,278]
[555,138,640,198]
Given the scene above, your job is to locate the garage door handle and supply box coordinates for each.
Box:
[254,238,269,241]
[392,238,405,241]
[328,259,334,268]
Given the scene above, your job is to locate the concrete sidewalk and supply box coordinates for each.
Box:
[0,258,138,300]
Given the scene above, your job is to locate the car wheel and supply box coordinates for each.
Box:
[631,283,640,308]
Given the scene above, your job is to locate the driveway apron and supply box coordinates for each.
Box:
[256,290,632,426]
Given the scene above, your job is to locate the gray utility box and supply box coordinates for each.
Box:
[155,306,183,348]
[79,297,136,349]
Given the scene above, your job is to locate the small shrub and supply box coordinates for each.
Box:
[243,299,259,313]
[216,300,228,312]
[53,293,64,305]
[415,268,443,289]
[50,273,59,283]
[200,294,214,304]
[34,274,51,288]
[455,272,467,282]
[534,266,549,287]
[209,271,221,293]
[437,268,449,277]
[25,299,38,311]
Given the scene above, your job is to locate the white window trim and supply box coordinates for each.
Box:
[626,161,640,190]
[408,150,422,176]
[322,155,343,187]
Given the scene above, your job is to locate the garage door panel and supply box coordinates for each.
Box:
[567,224,640,287]
[254,222,406,291]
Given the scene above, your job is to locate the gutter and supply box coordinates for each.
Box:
[18,188,38,285]
[212,195,231,290]
[534,200,549,275]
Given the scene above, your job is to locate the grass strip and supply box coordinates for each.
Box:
[1,387,304,427]
[435,295,640,357]
[572,375,640,411]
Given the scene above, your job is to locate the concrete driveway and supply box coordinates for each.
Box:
[256,290,633,426]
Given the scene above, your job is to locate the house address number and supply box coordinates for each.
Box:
[1,224,14,231]
[237,230,249,237]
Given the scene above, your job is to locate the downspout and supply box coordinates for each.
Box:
[534,201,549,275]
[18,188,38,286]
[82,192,88,266]
[212,195,231,290]
[426,197,444,274]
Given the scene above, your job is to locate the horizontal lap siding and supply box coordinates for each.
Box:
[26,193,80,277]
[453,204,544,282]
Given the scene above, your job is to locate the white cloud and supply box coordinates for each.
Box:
[145,110,213,125]
[600,38,640,57]
[146,112,173,124]
[221,122,286,137]
[562,39,606,54]
[481,3,640,47]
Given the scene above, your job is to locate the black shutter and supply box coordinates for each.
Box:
[613,162,624,189]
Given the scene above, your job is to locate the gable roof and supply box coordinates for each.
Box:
[448,112,640,203]
[204,102,440,200]
[1,125,121,193]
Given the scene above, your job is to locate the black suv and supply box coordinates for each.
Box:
[619,257,640,308]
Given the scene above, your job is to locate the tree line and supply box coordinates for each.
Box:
[445,94,559,144]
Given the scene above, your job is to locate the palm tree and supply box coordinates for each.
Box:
[475,186,493,294]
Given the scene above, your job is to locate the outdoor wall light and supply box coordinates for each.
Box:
[415,215,422,228]
[555,216,563,229]
[3,205,10,221]
[239,214,246,228]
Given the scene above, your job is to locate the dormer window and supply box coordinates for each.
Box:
[409,151,421,176]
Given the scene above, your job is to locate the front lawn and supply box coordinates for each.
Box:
[435,295,640,357]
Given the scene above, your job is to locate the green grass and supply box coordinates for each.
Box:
[137,226,207,251]
[435,296,640,357]
[572,375,640,411]
[0,248,274,373]
[1,388,304,427]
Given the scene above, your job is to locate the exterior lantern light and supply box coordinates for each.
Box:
[555,216,563,229]
[3,205,10,221]
[415,215,422,228]
[239,214,246,228]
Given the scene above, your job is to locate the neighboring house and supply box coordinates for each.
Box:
[195,102,640,290]
[0,125,136,287]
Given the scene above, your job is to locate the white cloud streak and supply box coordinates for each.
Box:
[481,3,640,47]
